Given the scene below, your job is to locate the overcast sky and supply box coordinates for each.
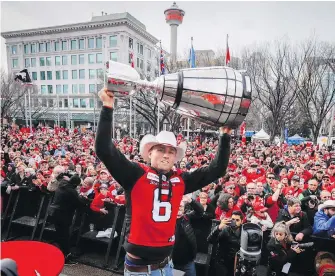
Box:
[1,1,335,69]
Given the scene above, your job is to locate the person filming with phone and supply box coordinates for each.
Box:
[207,210,244,276]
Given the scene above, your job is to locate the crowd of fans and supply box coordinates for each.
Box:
[1,123,335,275]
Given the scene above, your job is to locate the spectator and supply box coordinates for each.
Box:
[236,182,263,213]
[172,197,202,276]
[207,210,244,276]
[313,200,335,238]
[267,222,304,275]
[215,193,242,220]
[248,203,274,231]
[276,197,312,241]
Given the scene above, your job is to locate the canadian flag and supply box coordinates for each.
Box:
[240,121,246,136]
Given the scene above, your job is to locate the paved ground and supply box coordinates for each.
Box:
[61,263,115,276]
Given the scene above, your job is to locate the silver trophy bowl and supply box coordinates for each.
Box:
[107,61,252,128]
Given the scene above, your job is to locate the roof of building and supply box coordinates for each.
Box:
[1,12,159,44]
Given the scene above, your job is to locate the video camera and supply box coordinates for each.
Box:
[235,223,263,276]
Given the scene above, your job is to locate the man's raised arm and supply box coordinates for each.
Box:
[182,128,231,194]
[95,89,144,189]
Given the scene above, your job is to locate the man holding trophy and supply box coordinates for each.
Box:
[95,61,251,275]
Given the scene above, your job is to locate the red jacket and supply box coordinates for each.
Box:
[90,192,113,212]
[215,204,242,220]
[242,168,265,183]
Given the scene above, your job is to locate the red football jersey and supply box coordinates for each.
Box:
[127,166,185,248]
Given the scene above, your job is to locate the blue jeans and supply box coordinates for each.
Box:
[174,261,196,276]
[124,259,174,276]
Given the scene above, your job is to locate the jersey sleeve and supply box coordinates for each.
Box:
[95,107,144,190]
[182,133,231,194]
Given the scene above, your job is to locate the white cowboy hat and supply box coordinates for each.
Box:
[318,200,335,211]
[140,131,186,163]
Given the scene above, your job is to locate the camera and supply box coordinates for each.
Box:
[309,198,319,206]
[240,223,263,262]
[247,195,255,201]
[228,220,237,228]
[292,242,314,249]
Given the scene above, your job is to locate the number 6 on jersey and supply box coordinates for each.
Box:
[152,188,172,222]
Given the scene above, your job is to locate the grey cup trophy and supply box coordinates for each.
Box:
[106,61,252,128]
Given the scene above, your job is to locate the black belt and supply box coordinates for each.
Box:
[124,257,169,272]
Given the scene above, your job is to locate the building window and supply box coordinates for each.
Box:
[79,69,85,79]
[79,39,85,50]
[71,55,77,65]
[80,99,87,108]
[129,53,133,64]
[54,41,60,51]
[39,43,45,52]
[129,38,133,49]
[140,59,143,69]
[33,98,38,107]
[63,84,68,94]
[89,84,96,93]
[46,42,51,52]
[46,57,51,66]
[25,58,30,68]
[88,38,94,49]
[110,52,117,62]
[96,53,102,63]
[56,71,61,80]
[31,44,36,53]
[73,98,79,108]
[47,71,52,80]
[96,37,102,48]
[72,84,78,94]
[62,70,68,80]
[41,85,47,95]
[40,57,45,66]
[71,40,77,50]
[47,85,53,94]
[62,41,67,51]
[148,49,151,58]
[147,62,151,72]
[24,44,29,54]
[48,99,54,107]
[58,100,63,108]
[55,56,61,66]
[96,69,103,79]
[109,35,117,47]
[40,71,46,80]
[89,98,95,108]
[79,84,85,94]
[136,43,143,55]
[62,56,67,65]
[42,99,47,107]
[79,54,85,64]
[11,45,18,55]
[89,69,96,79]
[136,57,139,68]
[31,58,36,67]
[88,54,95,64]
[56,85,62,94]
[32,72,37,81]
[64,99,68,108]
[72,70,78,79]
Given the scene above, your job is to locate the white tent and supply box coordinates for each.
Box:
[252,129,270,141]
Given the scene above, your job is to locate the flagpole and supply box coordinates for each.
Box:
[28,86,32,132]
[328,105,335,146]
[133,98,136,138]
[24,93,28,127]
[157,40,162,135]
[187,37,194,141]
[130,96,132,138]
[57,94,60,127]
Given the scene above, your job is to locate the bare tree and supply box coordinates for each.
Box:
[242,41,300,140]
[1,70,26,123]
[290,40,335,143]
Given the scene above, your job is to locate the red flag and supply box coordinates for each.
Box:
[226,34,230,66]
[240,121,246,136]
[130,53,134,68]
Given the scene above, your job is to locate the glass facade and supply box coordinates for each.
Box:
[71,55,77,65]
[72,70,78,79]
[110,35,117,47]
[79,54,85,64]
[79,69,85,79]
[40,71,46,80]
[62,70,68,80]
